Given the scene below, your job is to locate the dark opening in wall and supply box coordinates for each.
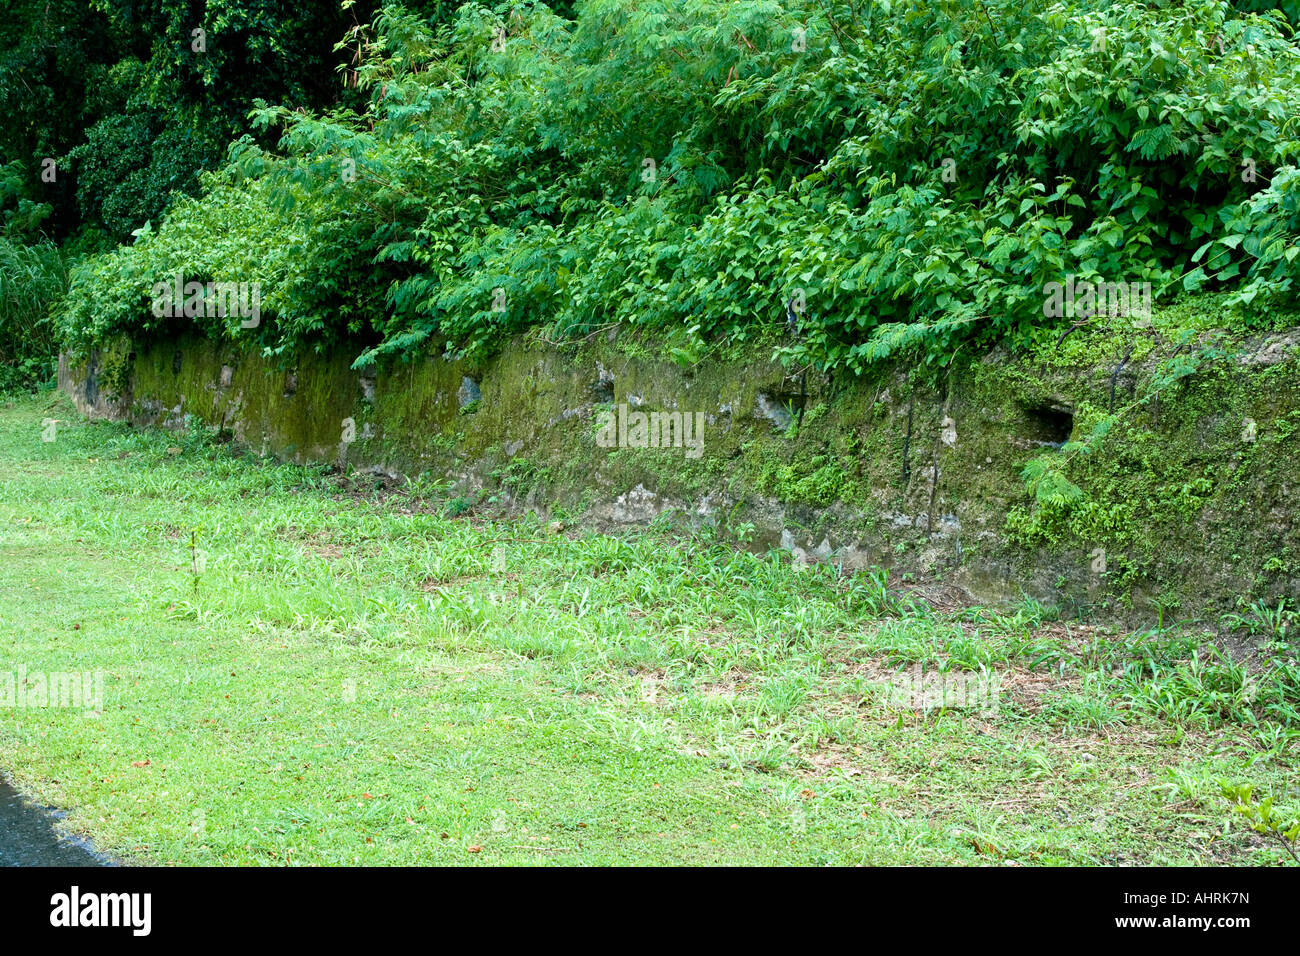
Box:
[589,375,614,404]
[1024,403,1074,448]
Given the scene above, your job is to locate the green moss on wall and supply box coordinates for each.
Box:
[62,301,1300,622]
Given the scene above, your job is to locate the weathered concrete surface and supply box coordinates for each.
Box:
[59,314,1300,622]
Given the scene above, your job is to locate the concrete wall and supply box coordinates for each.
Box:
[60,321,1300,622]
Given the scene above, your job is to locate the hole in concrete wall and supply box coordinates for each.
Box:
[589,363,615,403]
[754,374,807,431]
[1023,403,1074,448]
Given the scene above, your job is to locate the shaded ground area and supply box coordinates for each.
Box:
[0,777,108,866]
[0,392,1295,866]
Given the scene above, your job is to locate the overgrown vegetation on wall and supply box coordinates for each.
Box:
[50,0,1300,381]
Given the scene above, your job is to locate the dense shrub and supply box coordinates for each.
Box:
[58,0,1300,375]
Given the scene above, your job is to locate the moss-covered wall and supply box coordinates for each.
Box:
[59,305,1300,622]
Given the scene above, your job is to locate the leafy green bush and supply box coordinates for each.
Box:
[58,0,1300,375]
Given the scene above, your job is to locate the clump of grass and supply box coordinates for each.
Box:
[0,238,69,391]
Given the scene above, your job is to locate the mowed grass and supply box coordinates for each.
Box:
[0,392,1297,866]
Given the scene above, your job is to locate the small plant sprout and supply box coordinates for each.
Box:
[189,528,205,596]
[1221,783,1300,864]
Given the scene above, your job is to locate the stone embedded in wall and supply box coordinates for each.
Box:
[458,376,481,409]
[940,416,957,447]
[754,392,793,431]
[608,484,663,523]
[1239,330,1300,367]
[695,491,732,518]
[781,529,833,566]
[163,401,189,430]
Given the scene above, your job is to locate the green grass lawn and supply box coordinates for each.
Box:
[1,391,1296,866]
